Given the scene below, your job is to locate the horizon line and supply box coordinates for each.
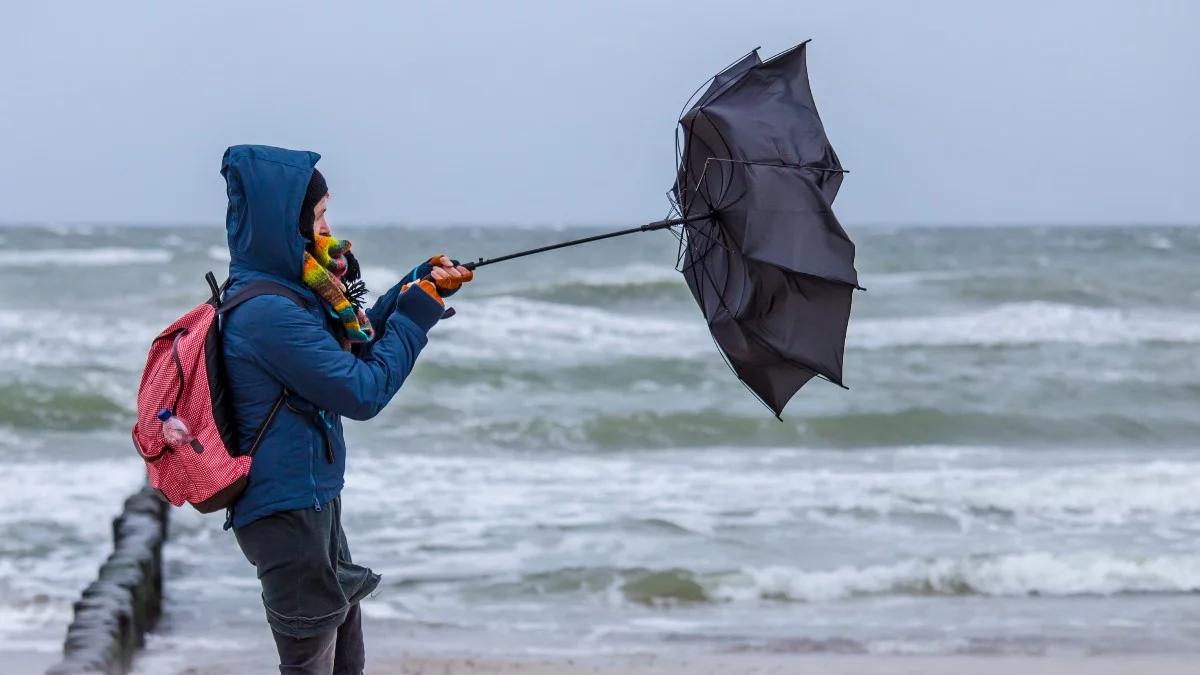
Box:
[1,220,1197,230]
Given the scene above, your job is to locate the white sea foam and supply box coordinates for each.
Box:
[427,295,711,362]
[0,247,172,267]
[206,245,230,261]
[551,263,682,288]
[719,551,1200,602]
[361,264,404,295]
[0,457,143,645]
[736,456,1200,528]
[861,269,979,289]
[852,302,1200,348]
[336,449,1200,564]
[1143,233,1173,250]
[0,309,157,372]
[940,459,1200,524]
[866,638,973,655]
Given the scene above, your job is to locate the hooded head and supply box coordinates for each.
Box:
[221,145,320,281]
[298,168,329,246]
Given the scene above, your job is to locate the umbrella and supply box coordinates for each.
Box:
[670,40,859,415]
[447,40,859,416]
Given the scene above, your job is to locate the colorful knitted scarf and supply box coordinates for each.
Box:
[302,234,373,347]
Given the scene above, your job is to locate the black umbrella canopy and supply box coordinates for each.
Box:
[691,48,762,112]
[671,41,858,416]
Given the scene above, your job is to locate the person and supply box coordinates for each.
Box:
[218,145,472,674]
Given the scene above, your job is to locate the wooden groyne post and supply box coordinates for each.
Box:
[46,487,169,675]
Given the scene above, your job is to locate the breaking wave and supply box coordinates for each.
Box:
[852,302,1200,349]
[470,551,1200,607]
[723,552,1200,602]
[403,407,1200,450]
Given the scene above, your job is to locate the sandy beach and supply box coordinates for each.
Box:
[374,654,1199,675]
[123,648,1200,675]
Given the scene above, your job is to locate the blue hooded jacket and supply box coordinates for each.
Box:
[219,145,443,529]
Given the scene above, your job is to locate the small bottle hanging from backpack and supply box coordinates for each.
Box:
[158,408,203,453]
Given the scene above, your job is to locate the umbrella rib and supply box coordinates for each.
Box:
[681,219,738,323]
[689,190,754,319]
[676,220,734,267]
[698,112,744,210]
[665,223,690,276]
[683,160,728,266]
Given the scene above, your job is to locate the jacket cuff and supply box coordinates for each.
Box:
[393,286,444,333]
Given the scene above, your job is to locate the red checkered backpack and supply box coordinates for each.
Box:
[131,272,304,512]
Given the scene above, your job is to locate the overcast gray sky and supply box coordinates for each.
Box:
[2,1,1197,227]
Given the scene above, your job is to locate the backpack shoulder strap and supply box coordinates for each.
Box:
[211,274,307,461]
[216,278,309,315]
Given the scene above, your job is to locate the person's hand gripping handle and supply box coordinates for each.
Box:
[402,255,475,318]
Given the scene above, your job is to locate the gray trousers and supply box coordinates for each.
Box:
[235,497,381,675]
[270,601,364,675]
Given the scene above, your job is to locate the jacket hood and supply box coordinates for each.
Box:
[221,145,320,281]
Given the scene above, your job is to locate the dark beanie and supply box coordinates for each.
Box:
[298,168,329,242]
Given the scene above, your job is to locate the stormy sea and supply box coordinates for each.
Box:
[1,224,1197,672]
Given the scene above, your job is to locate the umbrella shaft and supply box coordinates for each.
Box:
[463,215,707,270]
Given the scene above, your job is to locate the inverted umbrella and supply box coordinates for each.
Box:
[449,40,859,416]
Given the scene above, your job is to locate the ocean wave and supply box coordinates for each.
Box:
[479,566,710,606]
[724,552,1200,602]
[416,407,1200,451]
[430,295,1200,364]
[342,446,1200,539]
[360,264,403,293]
[0,457,143,645]
[852,302,1200,349]
[427,296,711,362]
[0,247,172,267]
[357,262,689,306]
[734,456,1200,528]
[861,269,979,289]
[0,383,129,430]
[0,309,158,372]
[505,264,690,304]
[477,551,1200,606]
